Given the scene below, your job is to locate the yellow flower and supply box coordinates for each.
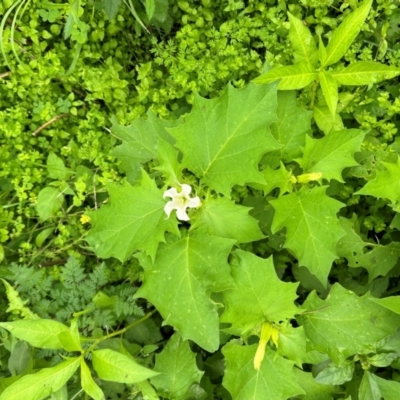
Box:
[80,214,91,224]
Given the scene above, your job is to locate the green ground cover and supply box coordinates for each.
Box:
[1,0,400,398]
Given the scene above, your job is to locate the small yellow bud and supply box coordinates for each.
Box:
[80,215,91,224]
[296,172,322,184]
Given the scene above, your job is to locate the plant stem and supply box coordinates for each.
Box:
[31,113,71,136]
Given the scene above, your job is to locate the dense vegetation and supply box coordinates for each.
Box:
[1,0,400,398]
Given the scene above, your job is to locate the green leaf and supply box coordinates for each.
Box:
[47,152,71,181]
[110,111,176,183]
[135,231,235,352]
[58,319,82,352]
[323,0,372,67]
[145,0,155,20]
[81,359,105,400]
[313,106,344,135]
[293,369,336,400]
[1,279,39,319]
[300,284,400,364]
[336,216,400,282]
[221,250,299,335]
[253,63,317,90]
[269,91,313,162]
[150,333,203,399]
[0,319,69,349]
[296,129,365,182]
[287,12,318,67]
[356,159,400,207]
[98,0,123,19]
[86,172,178,262]
[318,35,327,66]
[319,71,338,117]
[169,83,280,197]
[270,186,345,284]
[92,349,158,383]
[191,196,264,243]
[359,371,381,400]
[8,341,30,376]
[375,374,400,400]
[222,342,305,400]
[276,324,307,367]
[0,357,80,400]
[259,162,293,196]
[315,360,354,385]
[36,187,63,222]
[332,61,400,86]
[369,296,400,315]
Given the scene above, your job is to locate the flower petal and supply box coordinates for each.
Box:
[163,188,179,199]
[164,201,175,218]
[176,207,190,221]
[180,184,192,196]
[186,196,201,208]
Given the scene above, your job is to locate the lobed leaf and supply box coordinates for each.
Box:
[169,83,280,197]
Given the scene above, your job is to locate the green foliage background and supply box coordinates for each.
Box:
[1,0,400,399]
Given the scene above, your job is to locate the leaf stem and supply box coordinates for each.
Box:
[31,113,71,136]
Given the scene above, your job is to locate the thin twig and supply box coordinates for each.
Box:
[0,71,11,79]
[32,113,71,136]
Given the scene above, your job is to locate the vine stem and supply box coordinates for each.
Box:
[86,311,156,353]
[309,80,319,110]
[0,71,11,79]
[31,113,71,136]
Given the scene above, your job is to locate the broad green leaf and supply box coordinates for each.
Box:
[259,162,293,196]
[359,371,381,400]
[111,111,176,183]
[315,361,354,385]
[332,61,400,86]
[300,284,400,364]
[276,324,307,367]
[296,129,365,182]
[155,138,182,185]
[47,152,71,181]
[81,359,105,400]
[0,319,68,349]
[323,0,372,67]
[92,349,158,383]
[98,0,123,19]
[151,0,169,23]
[293,369,336,400]
[313,106,344,135]
[270,186,345,284]
[86,171,178,262]
[375,374,400,400]
[8,341,30,376]
[191,196,264,243]
[336,216,400,282]
[145,0,155,20]
[36,187,63,222]
[269,91,313,162]
[0,357,80,400]
[150,333,203,399]
[169,83,280,197]
[287,12,318,67]
[222,342,304,400]
[58,319,82,352]
[356,159,400,207]
[221,250,299,335]
[253,63,317,90]
[369,296,400,315]
[135,232,235,351]
[318,36,327,66]
[319,71,338,117]
[1,279,39,319]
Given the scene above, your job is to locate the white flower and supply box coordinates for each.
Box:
[163,183,201,221]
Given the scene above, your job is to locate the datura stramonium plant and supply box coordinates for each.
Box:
[163,183,201,221]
